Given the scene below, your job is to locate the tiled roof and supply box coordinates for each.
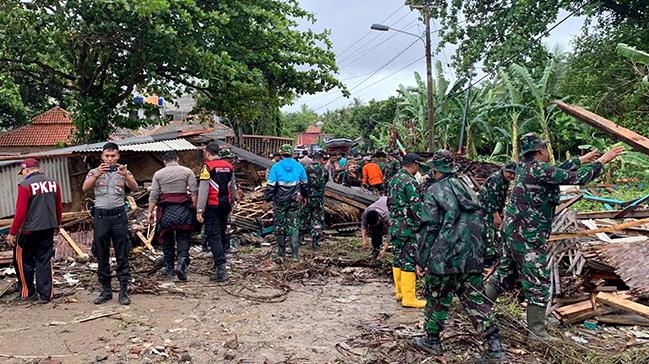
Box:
[304,125,321,134]
[32,106,72,125]
[0,107,76,146]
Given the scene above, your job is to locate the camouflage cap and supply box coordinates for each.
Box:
[280,144,293,155]
[503,161,517,173]
[219,149,235,159]
[519,133,547,156]
[426,149,458,174]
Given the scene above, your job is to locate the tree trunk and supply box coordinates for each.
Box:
[511,112,519,162]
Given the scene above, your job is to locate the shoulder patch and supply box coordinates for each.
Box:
[199,165,211,180]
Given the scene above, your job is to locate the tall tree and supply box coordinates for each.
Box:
[0,0,342,142]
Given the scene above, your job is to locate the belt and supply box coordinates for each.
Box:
[94,206,126,216]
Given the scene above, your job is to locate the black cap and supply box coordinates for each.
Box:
[402,152,423,165]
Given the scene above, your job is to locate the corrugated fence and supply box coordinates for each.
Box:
[0,157,72,218]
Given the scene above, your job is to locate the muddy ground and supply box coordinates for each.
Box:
[2,238,649,364]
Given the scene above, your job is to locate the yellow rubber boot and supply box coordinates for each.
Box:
[401,271,426,308]
[392,267,403,301]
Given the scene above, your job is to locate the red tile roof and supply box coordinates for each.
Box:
[304,125,321,134]
[0,107,76,147]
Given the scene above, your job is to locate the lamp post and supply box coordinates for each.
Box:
[371,4,436,151]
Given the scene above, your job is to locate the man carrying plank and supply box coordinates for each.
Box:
[7,158,62,304]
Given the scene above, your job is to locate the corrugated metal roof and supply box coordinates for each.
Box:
[82,138,196,153]
[0,157,72,218]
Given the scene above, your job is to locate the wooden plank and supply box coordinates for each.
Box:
[556,300,594,317]
[563,307,613,325]
[127,196,138,210]
[582,219,613,243]
[555,194,583,215]
[615,193,649,218]
[59,228,87,258]
[578,209,649,220]
[550,217,649,241]
[597,313,649,326]
[556,100,649,156]
[136,232,155,252]
[0,250,12,265]
[596,292,649,320]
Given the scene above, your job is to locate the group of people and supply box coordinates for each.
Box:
[8,141,239,305]
[363,133,624,360]
[7,132,625,360]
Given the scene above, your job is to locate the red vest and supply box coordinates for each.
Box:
[204,159,234,207]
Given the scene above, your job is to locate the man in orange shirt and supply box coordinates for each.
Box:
[362,154,385,193]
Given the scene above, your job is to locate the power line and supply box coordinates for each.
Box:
[352,56,426,96]
[434,3,590,110]
[336,10,414,65]
[313,39,421,112]
[336,5,405,59]
[337,18,419,70]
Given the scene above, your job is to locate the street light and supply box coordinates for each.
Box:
[370,5,436,152]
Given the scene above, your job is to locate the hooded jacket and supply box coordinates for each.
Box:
[264,157,308,204]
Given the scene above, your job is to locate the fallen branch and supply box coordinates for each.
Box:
[550,217,649,241]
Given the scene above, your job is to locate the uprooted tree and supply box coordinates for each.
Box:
[0,0,343,142]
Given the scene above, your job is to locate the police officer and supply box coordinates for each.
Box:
[148,151,198,280]
[197,142,236,282]
[485,134,624,340]
[83,142,138,305]
[415,150,506,360]
[8,158,62,304]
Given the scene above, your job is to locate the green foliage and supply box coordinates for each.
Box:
[0,0,342,142]
[281,104,318,139]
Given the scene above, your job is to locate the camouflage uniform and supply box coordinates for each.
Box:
[478,169,511,260]
[383,158,401,182]
[299,162,329,248]
[488,154,603,306]
[387,169,423,272]
[275,200,300,236]
[418,151,495,336]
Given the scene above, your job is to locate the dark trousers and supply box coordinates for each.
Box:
[205,205,230,267]
[163,230,191,267]
[92,207,131,285]
[13,229,54,300]
[370,223,385,257]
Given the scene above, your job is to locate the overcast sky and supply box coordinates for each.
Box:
[284,0,585,114]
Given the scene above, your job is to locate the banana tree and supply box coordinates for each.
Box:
[510,59,562,163]
[617,43,649,84]
[499,71,529,161]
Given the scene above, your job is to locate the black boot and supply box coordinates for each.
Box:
[163,263,175,278]
[119,283,130,305]
[290,233,299,261]
[413,334,443,355]
[175,257,188,281]
[481,330,507,362]
[94,283,113,305]
[276,235,286,258]
[210,263,229,282]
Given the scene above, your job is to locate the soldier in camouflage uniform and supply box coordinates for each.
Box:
[485,133,624,340]
[386,153,426,308]
[478,162,517,267]
[299,152,329,250]
[264,144,308,261]
[414,150,506,360]
[382,151,401,182]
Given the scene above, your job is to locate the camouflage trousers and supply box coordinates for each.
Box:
[483,213,501,263]
[424,273,495,336]
[390,234,418,273]
[299,198,324,243]
[274,200,300,237]
[487,226,550,306]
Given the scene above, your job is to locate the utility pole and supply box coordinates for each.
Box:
[424,3,435,151]
[458,67,474,155]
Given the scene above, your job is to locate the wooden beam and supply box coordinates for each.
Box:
[615,193,649,218]
[578,209,649,220]
[555,100,649,156]
[59,228,87,258]
[136,232,155,252]
[597,313,649,326]
[596,292,649,320]
[550,217,649,241]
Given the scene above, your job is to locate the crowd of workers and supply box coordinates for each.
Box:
[6,132,625,361]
